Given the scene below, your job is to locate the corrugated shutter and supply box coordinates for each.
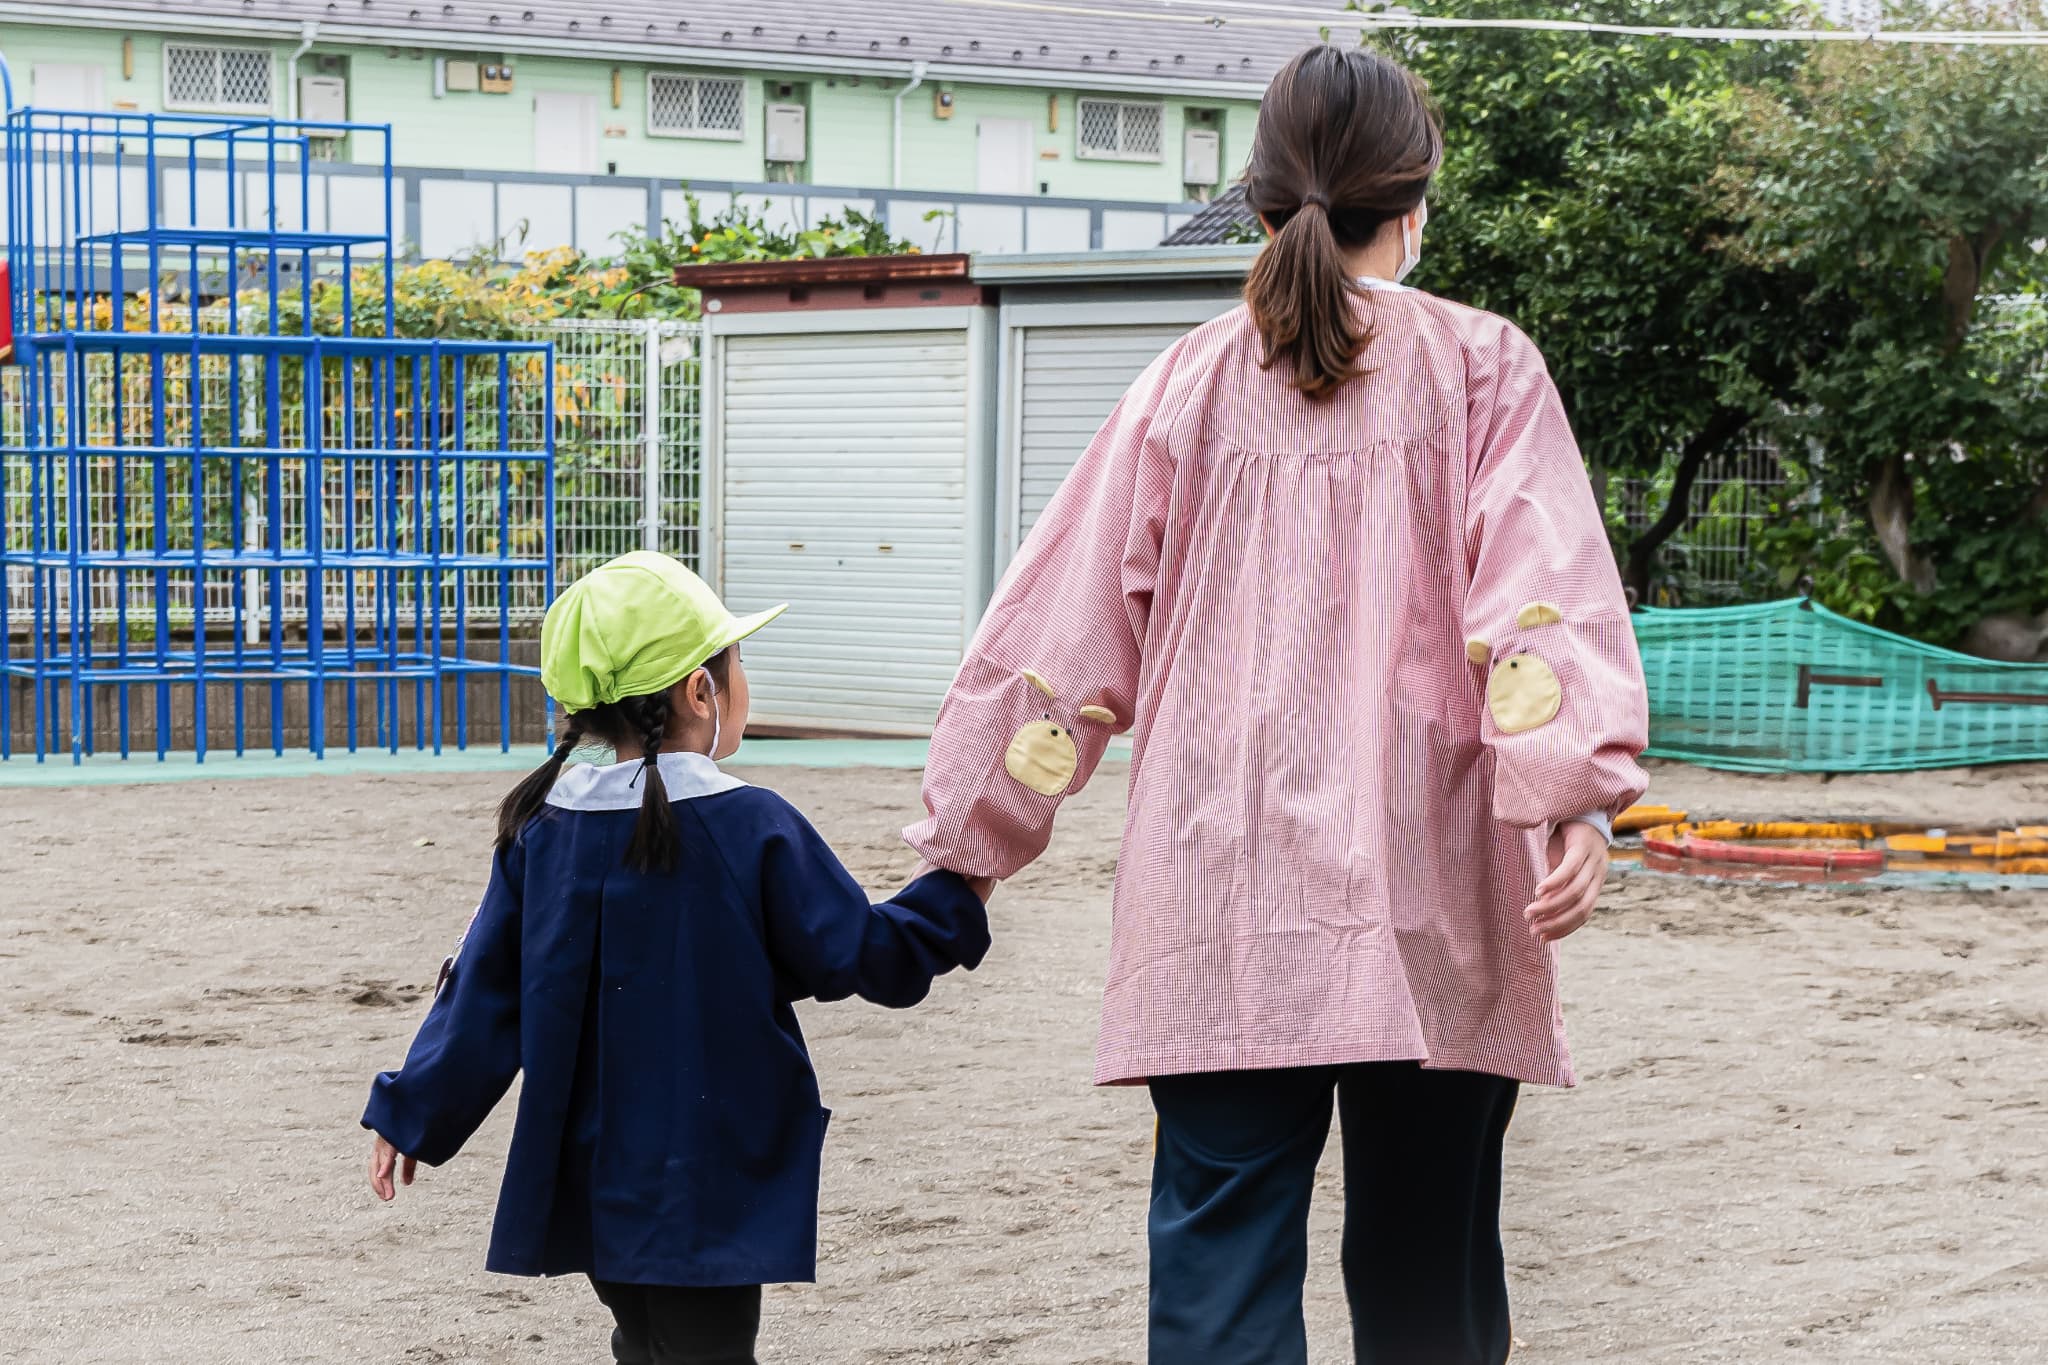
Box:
[721,329,969,734]
[1017,323,1188,539]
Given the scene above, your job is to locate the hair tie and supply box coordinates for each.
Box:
[1301,191,1330,210]
[551,737,574,763]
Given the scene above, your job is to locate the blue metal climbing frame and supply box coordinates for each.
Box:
[1,68,555,763]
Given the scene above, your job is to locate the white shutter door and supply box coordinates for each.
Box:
[1017,323,1189,539]
[721,329,970,734]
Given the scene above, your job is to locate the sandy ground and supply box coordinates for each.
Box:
[2,758,2045,1365]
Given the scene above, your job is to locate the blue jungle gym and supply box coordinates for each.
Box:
[1,56,555,763]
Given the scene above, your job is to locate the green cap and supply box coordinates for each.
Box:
[539,551,785,712]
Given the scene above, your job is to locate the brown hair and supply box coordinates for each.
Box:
[1242,45,1443,400]
[495,647,735,873]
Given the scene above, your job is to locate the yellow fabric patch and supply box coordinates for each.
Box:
[1465,638,1491,667]
[1516,602,1564,630]
[1021,668,1057,700]
[1005,719,1079,797]
[1078,704,1117,724]
[1487,653,1561,734]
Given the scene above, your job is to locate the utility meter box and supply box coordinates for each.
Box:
[1183,128,1221,188]
[765,103,807,163]
[300,75,348,123]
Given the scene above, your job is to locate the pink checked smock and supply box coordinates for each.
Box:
[904,285,1650,1088]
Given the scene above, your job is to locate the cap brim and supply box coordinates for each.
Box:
[711,603,787,657]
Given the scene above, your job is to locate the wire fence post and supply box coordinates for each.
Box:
[641,317,662,552]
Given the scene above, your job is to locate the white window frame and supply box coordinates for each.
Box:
[644,71,747,142]
[162,43,276,115]
[1075,97,1165,164]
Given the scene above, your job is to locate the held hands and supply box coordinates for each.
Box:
[1524,821,1609,943]
[368,1134,417,1202]
[912,860,998,906]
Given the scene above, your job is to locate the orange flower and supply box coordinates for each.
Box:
[690,243,702,254]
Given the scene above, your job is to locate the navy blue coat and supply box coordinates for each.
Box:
[362,752,990,1287]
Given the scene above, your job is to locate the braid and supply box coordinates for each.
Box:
[621,693,679,874]
[494,724,580,855]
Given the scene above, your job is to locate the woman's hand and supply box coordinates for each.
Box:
[912,860,997,905]
[1524,821,1609,942]
[369,1134,417,1202]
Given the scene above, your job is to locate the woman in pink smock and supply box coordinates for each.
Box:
[908,45,1649,1365]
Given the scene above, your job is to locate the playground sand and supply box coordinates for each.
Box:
[2,758,2045,1364]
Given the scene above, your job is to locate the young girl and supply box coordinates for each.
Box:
[907,45,1648,1365]
[362,550,993,1365]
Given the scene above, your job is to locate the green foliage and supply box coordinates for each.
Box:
[1377,0,1815,490]
[1331,0,2048,642]
[1717,1,2048,642]
[607,191,939,318]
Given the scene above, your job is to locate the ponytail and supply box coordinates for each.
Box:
[618,692,680,874]
[496,728,579,855]
[1241,44,1443,402]
[1244,197,1370,402]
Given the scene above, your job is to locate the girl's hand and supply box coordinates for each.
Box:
[369,1134,417,1202]
[1524,821,1609,942]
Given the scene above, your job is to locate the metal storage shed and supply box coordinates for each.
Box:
[686,245,1253,737]
[977,246,1257,572]
[692,254,997,735]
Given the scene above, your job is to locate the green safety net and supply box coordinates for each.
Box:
[1635,598,2048,772]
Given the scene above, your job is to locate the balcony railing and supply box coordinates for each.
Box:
[0,149,1204,263]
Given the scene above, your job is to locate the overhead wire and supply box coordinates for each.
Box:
[939,0,2048,46]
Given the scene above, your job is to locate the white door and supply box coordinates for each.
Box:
[976,118,1034,196]
[32,63,106,110]
[1013,323,1194,557]
[532,92,599,175]
[720,329,972,734]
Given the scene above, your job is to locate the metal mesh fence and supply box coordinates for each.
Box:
[4,316,702,632]
[1615,432,1791,604]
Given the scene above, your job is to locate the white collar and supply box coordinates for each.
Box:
[545,750,747,811]
[1356,276,1412,293]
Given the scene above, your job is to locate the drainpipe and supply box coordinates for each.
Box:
[892,61,927,189]
[286,21,319,121]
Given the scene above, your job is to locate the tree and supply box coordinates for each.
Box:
[1357,0,1824,600]
[1716,1,2048,645]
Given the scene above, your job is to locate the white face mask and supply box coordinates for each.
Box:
[1397,201,1428,283]
[701,671,723,758]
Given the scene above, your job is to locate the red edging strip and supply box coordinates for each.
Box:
[1655,835,1884,870]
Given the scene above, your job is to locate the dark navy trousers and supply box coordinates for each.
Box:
[1148,1062,1520,1365]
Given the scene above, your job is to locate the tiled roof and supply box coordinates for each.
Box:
[45,0,1344,92]
[1161,181,1257,244]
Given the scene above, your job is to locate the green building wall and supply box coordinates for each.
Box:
[0,21,1258,202]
